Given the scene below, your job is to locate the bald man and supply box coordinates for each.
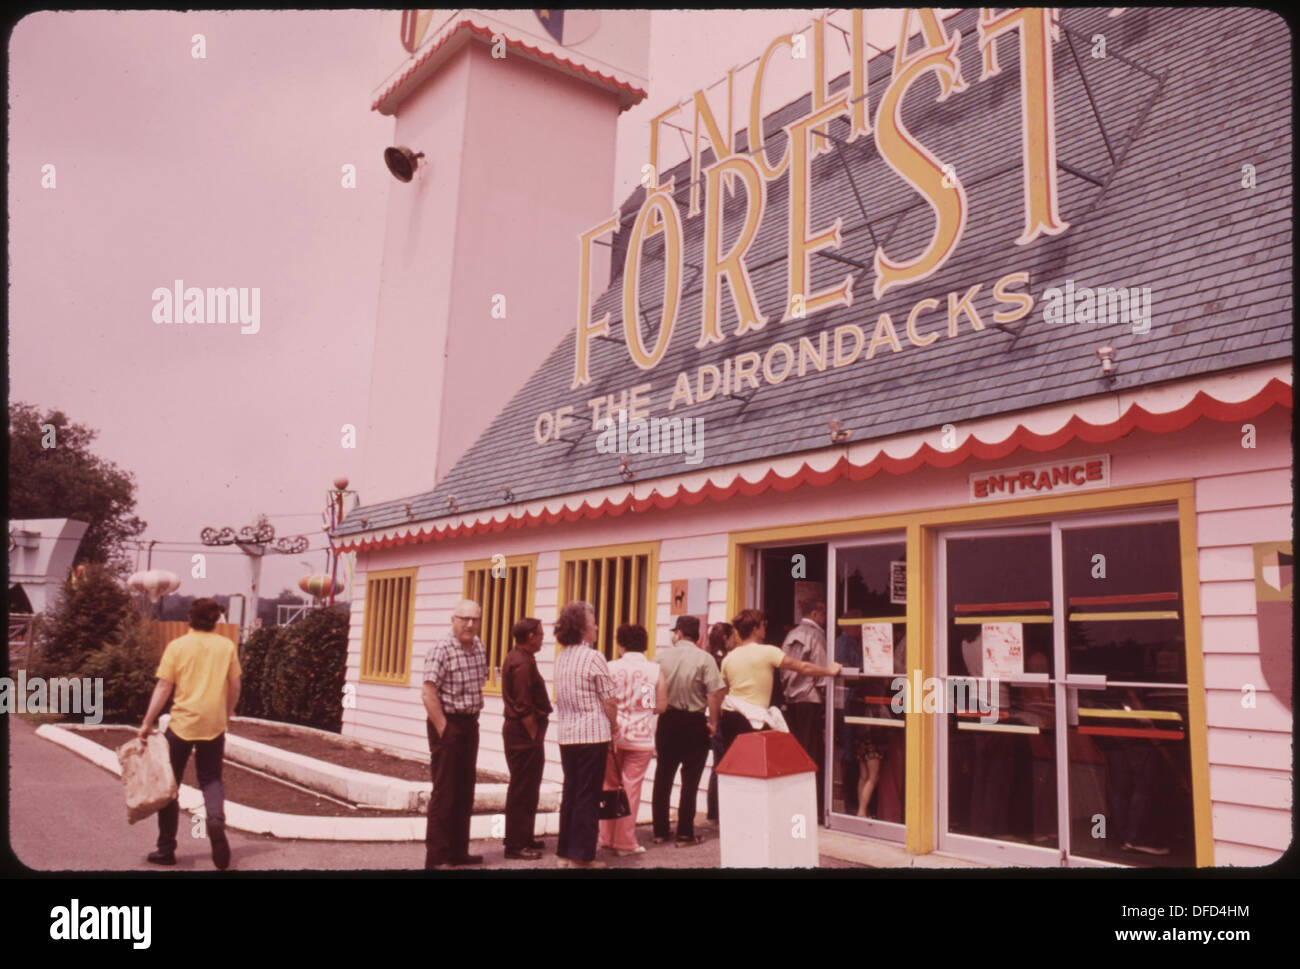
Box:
[422,599,489,869]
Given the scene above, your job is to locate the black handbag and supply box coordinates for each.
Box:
[597,748,631,820]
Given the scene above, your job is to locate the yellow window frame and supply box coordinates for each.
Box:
[556,540,661,664]
[359,566,418,686]
[463,554,538,696]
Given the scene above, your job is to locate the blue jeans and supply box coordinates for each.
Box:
[156,728,225,852]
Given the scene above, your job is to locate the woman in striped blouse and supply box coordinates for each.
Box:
[553,600,619,869]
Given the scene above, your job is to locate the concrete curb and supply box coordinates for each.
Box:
[222,732,561,814]
[35,723,562,842]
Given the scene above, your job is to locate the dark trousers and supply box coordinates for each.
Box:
[502,720,546,851]
[786,701,826,818]
[652,709,709,840]
[706,731,725,821]
[719,709,758,750]
[426,714,479,866]
[557,742,607,862]
[157,728,225,853]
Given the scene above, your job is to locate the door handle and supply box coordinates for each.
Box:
[1065,674,1108,689]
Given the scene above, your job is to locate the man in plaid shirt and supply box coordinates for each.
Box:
[422,599,489,869]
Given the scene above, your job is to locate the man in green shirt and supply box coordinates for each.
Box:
[651,616,726,846]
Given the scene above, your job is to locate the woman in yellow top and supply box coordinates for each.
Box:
[718,608,841,750]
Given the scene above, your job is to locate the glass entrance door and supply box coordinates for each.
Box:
[827,536,907,840]
[936,510,1195,867]
[938,527,1059,866]
[1059,515,1196,866]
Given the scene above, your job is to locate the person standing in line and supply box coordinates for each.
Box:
[780,599,830,818]
[422,599,488,870]
[500,617,552,860]
[553,601,619,869]
[704,621,738,824]
[598,624,667,856]
[138,598,241,870]
[652,615,726,846]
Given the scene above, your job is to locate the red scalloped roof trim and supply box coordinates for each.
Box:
[336,378,1292,552]
[372,19,648,113]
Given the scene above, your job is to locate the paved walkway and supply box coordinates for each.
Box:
[8,718,865,872]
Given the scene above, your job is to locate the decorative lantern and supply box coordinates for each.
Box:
[299,574,344,600]
[127,569,181,603]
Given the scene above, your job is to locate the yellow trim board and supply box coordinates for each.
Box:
[727,482,1193,550]
[1078,708,1183,721]
[845,716,906,727]
[1068,610,1179,621]
[838,616,905,625]
[954,615,1054,624]
[1178,494,1213,867]
[957,722,1041,734]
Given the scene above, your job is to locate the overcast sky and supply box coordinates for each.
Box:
[8,9,916,607]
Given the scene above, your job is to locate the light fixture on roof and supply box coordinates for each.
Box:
[445,495,459,513]
[828,419,852,444]
[403,503,413,519]
[1096,345,1117,382]
[619,457,636,481]
[384,146,426,183]
[500,485,516,503]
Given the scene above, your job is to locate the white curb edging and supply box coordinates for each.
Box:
[35,724,561,842]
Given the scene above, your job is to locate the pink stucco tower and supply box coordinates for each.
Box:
[362,10,649,504]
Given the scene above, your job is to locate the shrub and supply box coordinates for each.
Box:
[235,625,280,720]
[238,607,348,733]
[29,562,157,725]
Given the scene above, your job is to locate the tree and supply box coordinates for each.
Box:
[31,562,158,724]
[8,402,146,572]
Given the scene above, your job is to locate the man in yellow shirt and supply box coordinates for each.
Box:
[138,598,242,869]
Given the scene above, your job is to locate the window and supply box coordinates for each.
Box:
[558,542,659,661]
[360,568,416,685]
[463,555,537,694]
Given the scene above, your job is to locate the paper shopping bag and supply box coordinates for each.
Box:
[116,733,178,824]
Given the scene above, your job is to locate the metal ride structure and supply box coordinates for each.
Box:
[200,518,310,641]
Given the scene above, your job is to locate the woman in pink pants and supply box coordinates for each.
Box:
[599,624,668,855]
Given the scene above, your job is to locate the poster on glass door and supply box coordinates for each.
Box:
[980,622,1025,677]
[861,623,895,675]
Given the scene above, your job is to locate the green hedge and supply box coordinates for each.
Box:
[236,606,348,733]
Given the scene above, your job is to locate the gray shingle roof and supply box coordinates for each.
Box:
[339,7,1292,536]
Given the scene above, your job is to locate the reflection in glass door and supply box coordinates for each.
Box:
[827,536,906,840]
